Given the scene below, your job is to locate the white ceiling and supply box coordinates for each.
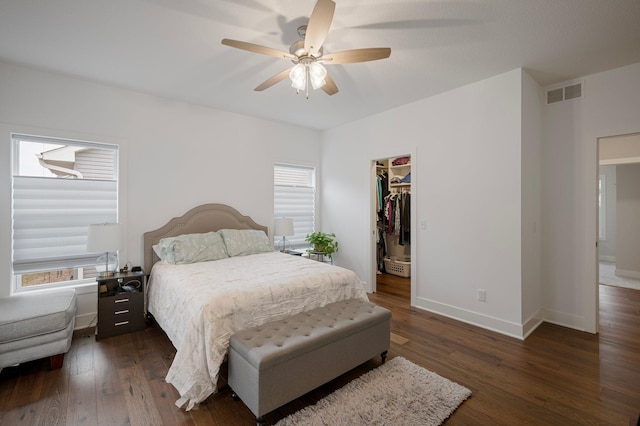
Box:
[1,0,639,130]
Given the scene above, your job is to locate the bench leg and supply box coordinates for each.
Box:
[230,390,263,426]
[49,353,65,370]
[381,350,388,364]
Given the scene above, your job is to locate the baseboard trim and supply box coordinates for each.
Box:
[615,268,640,280]
[540,308,585,332]
[74,312,97,330]
[415,297,525,340]
[413,299,591,339]
[599,255,616,262]
[523,310,544,339]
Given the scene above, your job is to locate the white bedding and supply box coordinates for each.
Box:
[147,251,368,410]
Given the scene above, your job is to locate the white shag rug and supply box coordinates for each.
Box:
[275,357,471,426]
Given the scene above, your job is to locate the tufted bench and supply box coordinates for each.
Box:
[0,289,77,372]
[228,298,391,424]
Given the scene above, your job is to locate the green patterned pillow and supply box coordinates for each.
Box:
[154,231,228,264]
[219,229,272,256]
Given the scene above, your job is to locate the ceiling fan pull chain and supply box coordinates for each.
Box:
[305,65,310,99]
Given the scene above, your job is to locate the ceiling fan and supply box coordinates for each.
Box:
[221,0,391,98]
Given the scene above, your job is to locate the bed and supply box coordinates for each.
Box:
[143,204,368,410]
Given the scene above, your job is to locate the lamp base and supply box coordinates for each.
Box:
[96,252,118,277]
[275,237,291,253]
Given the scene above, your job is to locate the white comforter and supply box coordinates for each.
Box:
[147,251,368,410]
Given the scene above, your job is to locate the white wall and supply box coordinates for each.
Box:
[615,163,640,276]
[322,68,528,337]
[521,70,543,335]
[598,165,617,260]
[0,60,321,326]
[4,56,639,338]
[542,62,640,333]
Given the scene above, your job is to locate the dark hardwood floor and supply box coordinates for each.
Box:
[1,275,639,425]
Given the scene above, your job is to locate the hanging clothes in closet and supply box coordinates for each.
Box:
[383,190,411,245]
[376,170,389,272]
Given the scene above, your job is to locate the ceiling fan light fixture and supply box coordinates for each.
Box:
[309,62,327,90]
[289,61,327,95]
[289,63,307,90]
[222,0,389,97]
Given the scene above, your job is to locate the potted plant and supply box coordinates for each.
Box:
[305,232,339,260]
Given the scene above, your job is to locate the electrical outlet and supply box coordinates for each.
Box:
[477,289,487,302]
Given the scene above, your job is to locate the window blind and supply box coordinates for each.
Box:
[274,164,315,248]
[12,176,117,274]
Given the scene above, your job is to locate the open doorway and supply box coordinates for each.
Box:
[597,133,640,292]
[372,155,412,304]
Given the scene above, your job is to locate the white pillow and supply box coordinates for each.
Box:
[218,229,272,257]
[154,232,228,264]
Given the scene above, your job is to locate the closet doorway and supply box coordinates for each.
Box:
[372,155,412,304]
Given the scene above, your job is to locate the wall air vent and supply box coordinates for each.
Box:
[546,82,583,105]
[546,88,564,104]
[564,83,582,100]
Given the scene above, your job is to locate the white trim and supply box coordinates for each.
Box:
[541,308,585,332]
[599,156,640,165]
[522,309,544,339]
[0,122,128,298]
[599,255,616,262]
[615,268,640,280]
[74,312,97,330]
[598,174,606,241]
[273,163,316,249]
[415,296,526,340]
[367,147,417,306]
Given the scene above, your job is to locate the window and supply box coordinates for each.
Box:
[599,174,606,241]
[12,134,118,290]
[274,164,316,249]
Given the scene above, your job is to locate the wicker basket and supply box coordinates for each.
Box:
[383,258,411,278]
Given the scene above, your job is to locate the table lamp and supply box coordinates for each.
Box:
[87,223,122,277]
[274,217,294,252]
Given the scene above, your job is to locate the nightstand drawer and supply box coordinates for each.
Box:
[97,289,145,339]
[99,296,140,320]
[96,270,146,340]
[100,293,138,310]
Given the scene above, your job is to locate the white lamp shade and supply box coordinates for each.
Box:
[87,223,122,252]
[274,218,294,237]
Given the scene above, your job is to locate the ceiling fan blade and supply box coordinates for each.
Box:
[254,68,292,91]
[322,47,391,64]
[221,38,296,60]
[304,0,336,57]
[321,74,339,96]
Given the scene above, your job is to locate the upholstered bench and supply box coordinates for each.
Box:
[228,298,391,425]
[0,288,77,372]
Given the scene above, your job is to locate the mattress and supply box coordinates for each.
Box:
[147,251,368,410]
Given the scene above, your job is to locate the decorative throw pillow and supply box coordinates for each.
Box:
[155,232,228,264]
[218,229,272,257]
[153,238,177,263]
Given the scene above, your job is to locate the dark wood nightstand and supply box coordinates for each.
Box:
[96,270,146,340]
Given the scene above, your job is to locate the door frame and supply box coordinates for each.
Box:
[594,131,640,332]
[369,151,417,306]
